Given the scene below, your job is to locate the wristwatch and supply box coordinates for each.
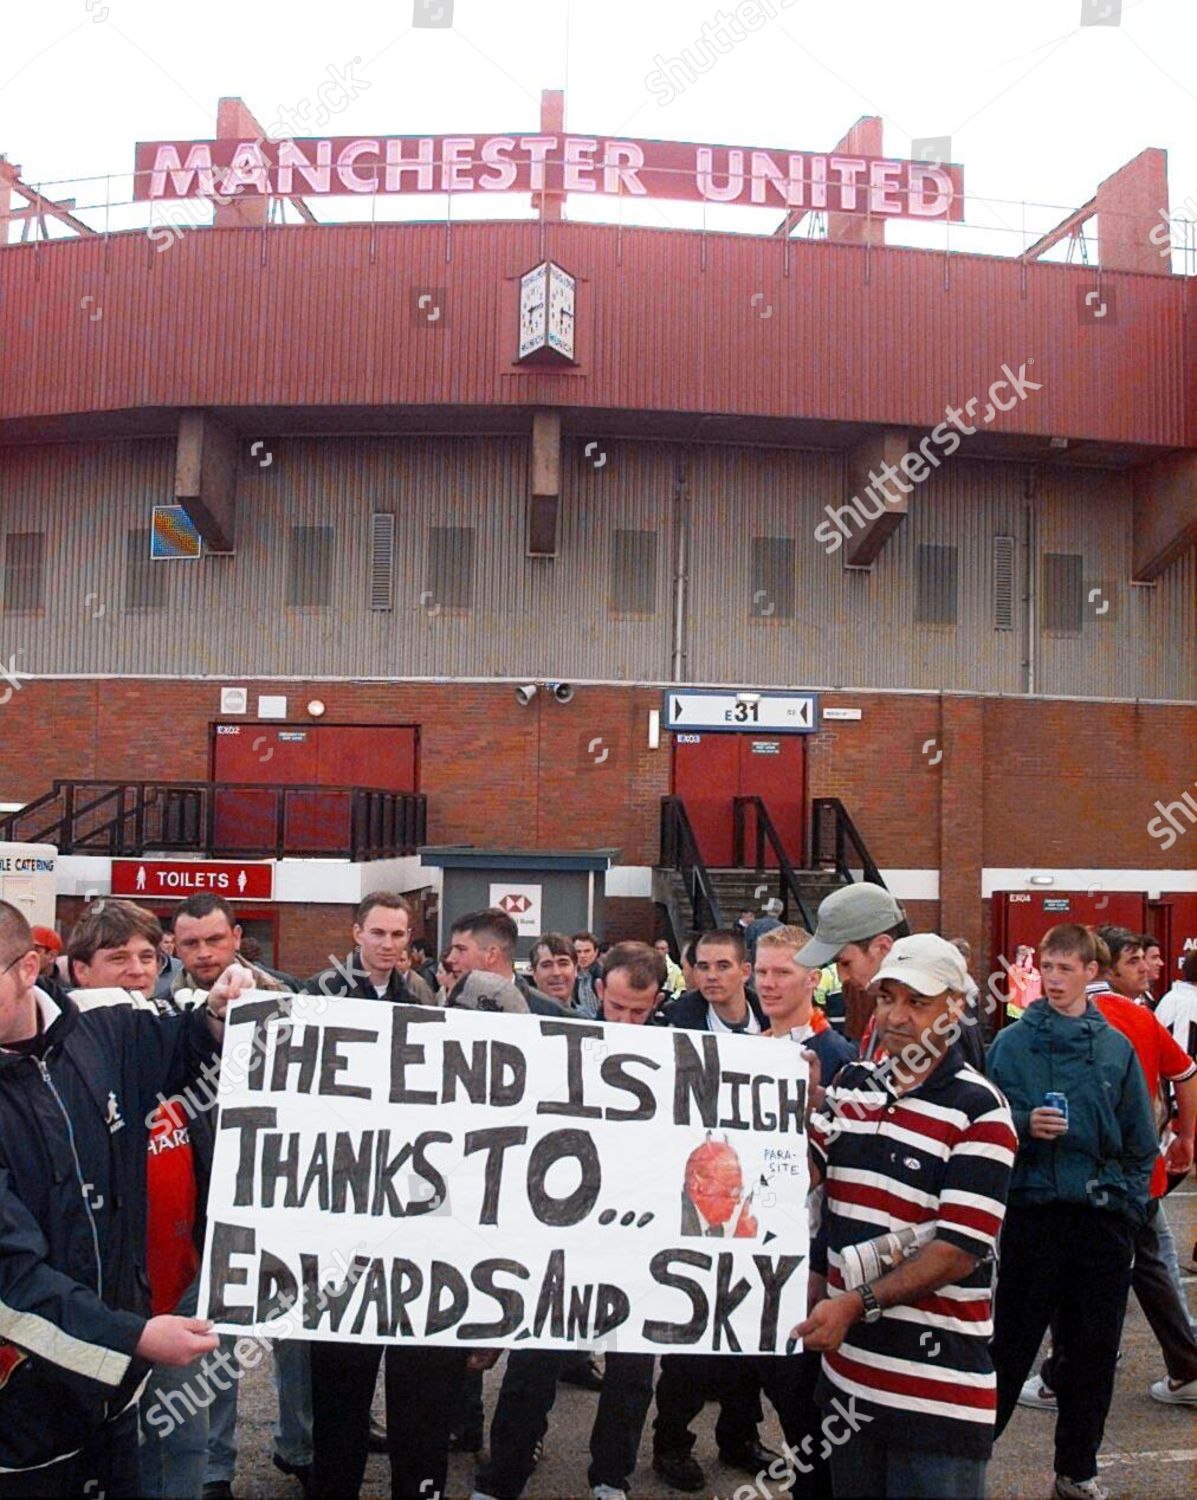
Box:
[857,1282,883,1323]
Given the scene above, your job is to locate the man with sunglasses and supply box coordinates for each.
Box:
[0,899,251,1498]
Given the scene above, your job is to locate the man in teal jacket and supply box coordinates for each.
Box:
[987,923,1157,1500]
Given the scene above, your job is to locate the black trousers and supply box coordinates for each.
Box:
[0,1405,140,1499]
[475,1349,655,1499]
[758,1351,833,1500]
[453,1364,486,1441]
[652,1352,763,1458]
[993,1203,1134,1481]
[310,1341,467,1500]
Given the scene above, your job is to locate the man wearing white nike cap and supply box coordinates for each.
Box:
[796,883,907,1045]
[795,933,1017,1498]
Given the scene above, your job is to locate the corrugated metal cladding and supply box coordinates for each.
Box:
[1,437,1193,700]
[687,451,1196,700]
[1033,468,1197,701]
[686,449,1030,692]
[0,222,1190,447]
[0,435,673,681]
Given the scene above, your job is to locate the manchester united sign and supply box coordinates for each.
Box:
[134,132,964,221]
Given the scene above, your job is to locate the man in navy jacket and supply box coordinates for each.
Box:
[0,899,246,1498]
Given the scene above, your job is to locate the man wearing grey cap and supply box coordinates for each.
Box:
[794,933,1017,1499]
[796,883,907,1045]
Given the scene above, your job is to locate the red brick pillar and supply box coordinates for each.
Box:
[938,697,984,959]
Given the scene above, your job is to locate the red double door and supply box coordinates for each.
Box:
[992,889,1197,1005]
[672,732,807,868]
[1151,892,1197,993]
[210,724,418,852]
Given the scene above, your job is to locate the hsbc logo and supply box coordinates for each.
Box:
[489,882,542,932]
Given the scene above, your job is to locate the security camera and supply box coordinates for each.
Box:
[515,684,538,706]
[548,681,575,704]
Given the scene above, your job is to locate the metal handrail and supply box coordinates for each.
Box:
[732,796,818,934]
[0,779,427,862]
[660,796,724,933]
[810,797,888,891]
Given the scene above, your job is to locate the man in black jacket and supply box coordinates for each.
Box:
[441,911,578,1456]
[304,891,430,1004]
[304,892,466,1500]
[652,929,775,1493]
[472,943,667,1500]
[0,898,245,1498]
[665,928,768,1035]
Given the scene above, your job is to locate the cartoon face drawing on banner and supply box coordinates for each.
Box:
[681,1132,759,1239]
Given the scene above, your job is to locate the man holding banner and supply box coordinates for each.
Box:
[0,899,246,1500]
[794,934,1017,1499]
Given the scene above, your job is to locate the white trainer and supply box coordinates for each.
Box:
[1149,1374,1197,1405]
[1017,1371,1057,1409]
[592,1488,628,1500]
[1054,1476,1110,1500]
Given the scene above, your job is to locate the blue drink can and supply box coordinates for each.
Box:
[1044,1091,1069,1128]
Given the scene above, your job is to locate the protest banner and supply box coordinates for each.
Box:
[197,996,810,1355]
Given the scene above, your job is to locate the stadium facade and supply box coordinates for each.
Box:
[1,96,1195,986]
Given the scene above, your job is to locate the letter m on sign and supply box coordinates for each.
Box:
[141,143,218,199]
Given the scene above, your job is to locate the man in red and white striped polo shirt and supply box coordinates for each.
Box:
[794,933,1017,1500]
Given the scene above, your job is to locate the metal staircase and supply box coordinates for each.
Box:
[655,794,891,949]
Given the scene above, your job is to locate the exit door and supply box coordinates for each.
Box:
[1150,892,1197,991]
[672,733,807,867]
[991,889,1148,1023]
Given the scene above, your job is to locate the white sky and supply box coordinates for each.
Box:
[2,0,1195,261]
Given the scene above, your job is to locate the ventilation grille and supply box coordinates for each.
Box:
[609,529,658,616]
[125,529,166,610]
[750,537,796,619]
[2,532,46,613]
[992,535,1015,631]
[1041,551,1084,633]
[287,526,334,607]
[915,543,958,625]
[369,513,395,611]
[426,526,476,611]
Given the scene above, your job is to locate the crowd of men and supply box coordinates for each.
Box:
[0,882,1194,1500]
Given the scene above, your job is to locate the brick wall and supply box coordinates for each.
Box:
[4,679,670,866]
[603,897,656,945]
[13,680,1196,976]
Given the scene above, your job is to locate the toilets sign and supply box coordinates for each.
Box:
[111,860,274,901]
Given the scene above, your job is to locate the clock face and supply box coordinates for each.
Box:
[518,263,548,359]
[517,261,575,362]
[547,266,576,358]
